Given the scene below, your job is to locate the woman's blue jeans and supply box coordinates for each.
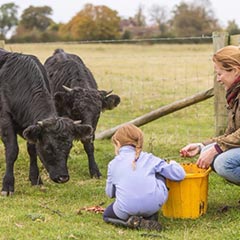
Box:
[202,143,240,185]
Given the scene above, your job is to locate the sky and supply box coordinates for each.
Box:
[0,0,238,28]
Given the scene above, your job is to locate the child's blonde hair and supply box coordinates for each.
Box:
[112,123,143,170]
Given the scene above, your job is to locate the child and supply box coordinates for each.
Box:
[103,123,185,231]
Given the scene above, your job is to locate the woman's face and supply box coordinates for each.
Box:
[214,63,239,90]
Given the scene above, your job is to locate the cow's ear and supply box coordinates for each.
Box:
[23,125,42,143]
[102,95,121,111]
[73,124,93,140]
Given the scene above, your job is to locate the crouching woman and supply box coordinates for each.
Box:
[103,123,185,231]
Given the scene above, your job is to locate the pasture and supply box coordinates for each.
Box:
[0,43,239,240]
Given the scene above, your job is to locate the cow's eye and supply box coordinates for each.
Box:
[72,109,81,118]
[64,141,72,149]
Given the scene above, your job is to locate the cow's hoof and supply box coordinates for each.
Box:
[91,172,102,179]
[1,191,14,197]
[30,177,43,186]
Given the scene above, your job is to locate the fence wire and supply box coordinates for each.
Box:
[82,41,215,148]
[6,37,215,154]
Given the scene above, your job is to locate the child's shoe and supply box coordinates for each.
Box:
[127,216,162,231]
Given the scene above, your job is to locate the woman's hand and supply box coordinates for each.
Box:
[196,146,218,169]
[180,143,202,157]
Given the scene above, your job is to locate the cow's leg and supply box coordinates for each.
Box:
[83,142,101,178]
[1,124,18,196]
[27,142,43,185]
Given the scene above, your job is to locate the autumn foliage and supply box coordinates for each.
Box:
[59,4,121,41]
[1,1,239,43]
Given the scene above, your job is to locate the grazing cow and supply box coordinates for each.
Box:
[0,49,93,195]
[44,49,121,178]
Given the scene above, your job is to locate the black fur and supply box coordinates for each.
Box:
[0,49,92,195]
[44,49,121,178]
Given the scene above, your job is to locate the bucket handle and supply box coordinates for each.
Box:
[199,201,205,215]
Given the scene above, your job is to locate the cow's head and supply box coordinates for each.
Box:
[54,86,120,139]
[98,90,121,111]
[23,117,93,183]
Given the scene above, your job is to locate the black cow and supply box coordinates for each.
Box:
[44,49,120,178]
[0,49,93,196]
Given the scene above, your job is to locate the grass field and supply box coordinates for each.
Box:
[0,43,239,240]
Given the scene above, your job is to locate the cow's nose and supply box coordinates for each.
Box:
[57,175,69,183]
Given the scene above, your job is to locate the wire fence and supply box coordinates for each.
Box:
[79,37,216,147]
[6,36,215,152]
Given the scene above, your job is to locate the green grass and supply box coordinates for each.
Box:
[0,43,237,240]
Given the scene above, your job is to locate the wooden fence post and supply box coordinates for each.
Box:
[212,32,229,136]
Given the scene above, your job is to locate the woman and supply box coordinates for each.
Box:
[103,123,185,231]
[180,45,240,185]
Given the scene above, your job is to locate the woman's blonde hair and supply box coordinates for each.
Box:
[213,45,240,71]
[112,123,143,170]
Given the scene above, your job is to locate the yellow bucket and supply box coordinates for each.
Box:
[162,163,211,219]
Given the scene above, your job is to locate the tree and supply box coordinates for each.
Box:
[11,5,57,42]
[59,4,121,41]
[19,5,53,31]
[149,4,169,36]
[170,0,221,37]
[133,4,146,27]
[0,2,18,39]
[226,20,240,35]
